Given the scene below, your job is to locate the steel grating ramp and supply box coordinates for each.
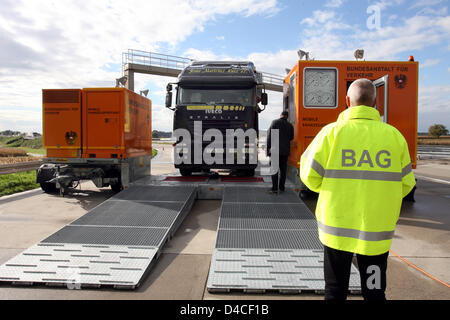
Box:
[207,186,361,294]
[0,185,196,289]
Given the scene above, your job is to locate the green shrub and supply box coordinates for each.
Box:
[21,137,43,149]
[5,136,24,147]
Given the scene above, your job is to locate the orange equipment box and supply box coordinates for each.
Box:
[82,88,152,159]
[43,89,83,158]
[284,60,418,169]
[43,88,152,160]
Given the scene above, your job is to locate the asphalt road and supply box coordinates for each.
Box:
[0,145,448,300]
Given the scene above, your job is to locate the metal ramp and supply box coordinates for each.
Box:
[207,186,361,294]
[0,185,196,289]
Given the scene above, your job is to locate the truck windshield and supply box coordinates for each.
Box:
[178,87,255,106]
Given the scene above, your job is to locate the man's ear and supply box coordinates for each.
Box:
[345,96,351,108]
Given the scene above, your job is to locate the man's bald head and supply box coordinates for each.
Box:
[346,78,376,107]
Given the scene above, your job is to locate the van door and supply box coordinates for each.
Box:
[373,75,389,123]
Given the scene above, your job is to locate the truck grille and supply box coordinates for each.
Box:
[188,120,246,135]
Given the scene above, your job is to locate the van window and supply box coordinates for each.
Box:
[303,68,338,108]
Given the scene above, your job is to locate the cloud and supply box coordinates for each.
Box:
[0,0,279,132]
[183,48,219,61]
[420,59,440,68]
[409,0,443,9]
[372,0,405,11]
[418,85,450,113]
[216,36,225,41]
[355,15,450,60]
[325,0,345,8]
[245,9,450,129]
[418,85,450,130]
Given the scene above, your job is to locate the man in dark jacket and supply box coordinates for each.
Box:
[267,110,294,193]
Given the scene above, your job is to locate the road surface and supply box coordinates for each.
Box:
[0,146,448,299]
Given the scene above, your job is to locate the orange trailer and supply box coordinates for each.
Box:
[283,59,418,188]
[39,88,152,193]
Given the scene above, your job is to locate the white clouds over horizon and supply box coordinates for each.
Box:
[0,0,279,132]
[0,0,448,133]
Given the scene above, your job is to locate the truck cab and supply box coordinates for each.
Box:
[166,61,267,176]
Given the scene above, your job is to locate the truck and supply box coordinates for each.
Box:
[165,61,267,176]
[283,58,418,199]
[37,87,152,194]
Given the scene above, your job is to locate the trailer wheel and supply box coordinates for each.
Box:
[40,182,57,193]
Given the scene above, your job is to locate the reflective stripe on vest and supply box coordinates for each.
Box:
[317,221,394,241]
[308,158,412,182]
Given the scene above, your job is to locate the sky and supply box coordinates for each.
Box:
[0,0,449,133]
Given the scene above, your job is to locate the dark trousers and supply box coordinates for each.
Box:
[323,245,389,301]
[271,154,288,191]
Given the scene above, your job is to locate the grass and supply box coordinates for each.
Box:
[0,136,45,158]
[0,170,39,197]
[0,136,43,149]
[20,147,46,155]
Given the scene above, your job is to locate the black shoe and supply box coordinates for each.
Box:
[267,189,278,194]
[279,188,285,193]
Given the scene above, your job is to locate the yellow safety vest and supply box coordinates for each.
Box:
[300,106,416,256]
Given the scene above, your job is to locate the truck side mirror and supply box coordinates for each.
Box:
[166,84,173,92]
[165,91,172,109]
[261,92,268,106]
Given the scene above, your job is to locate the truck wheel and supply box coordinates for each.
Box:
[111,182,123,193]
[180,169,192,176]
[236,169,254,177]
[246,169,255,177]
[40,182,57,193]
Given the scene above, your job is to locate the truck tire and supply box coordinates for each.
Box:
[236,169,255,177]
[180,169,192,176]
[40,182,57,193]
[246,169,255,177]
[110,182,123,193]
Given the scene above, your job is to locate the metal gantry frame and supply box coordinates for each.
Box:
[121,49,284,92]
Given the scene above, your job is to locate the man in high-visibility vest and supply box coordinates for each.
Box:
[300,78,416,300]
